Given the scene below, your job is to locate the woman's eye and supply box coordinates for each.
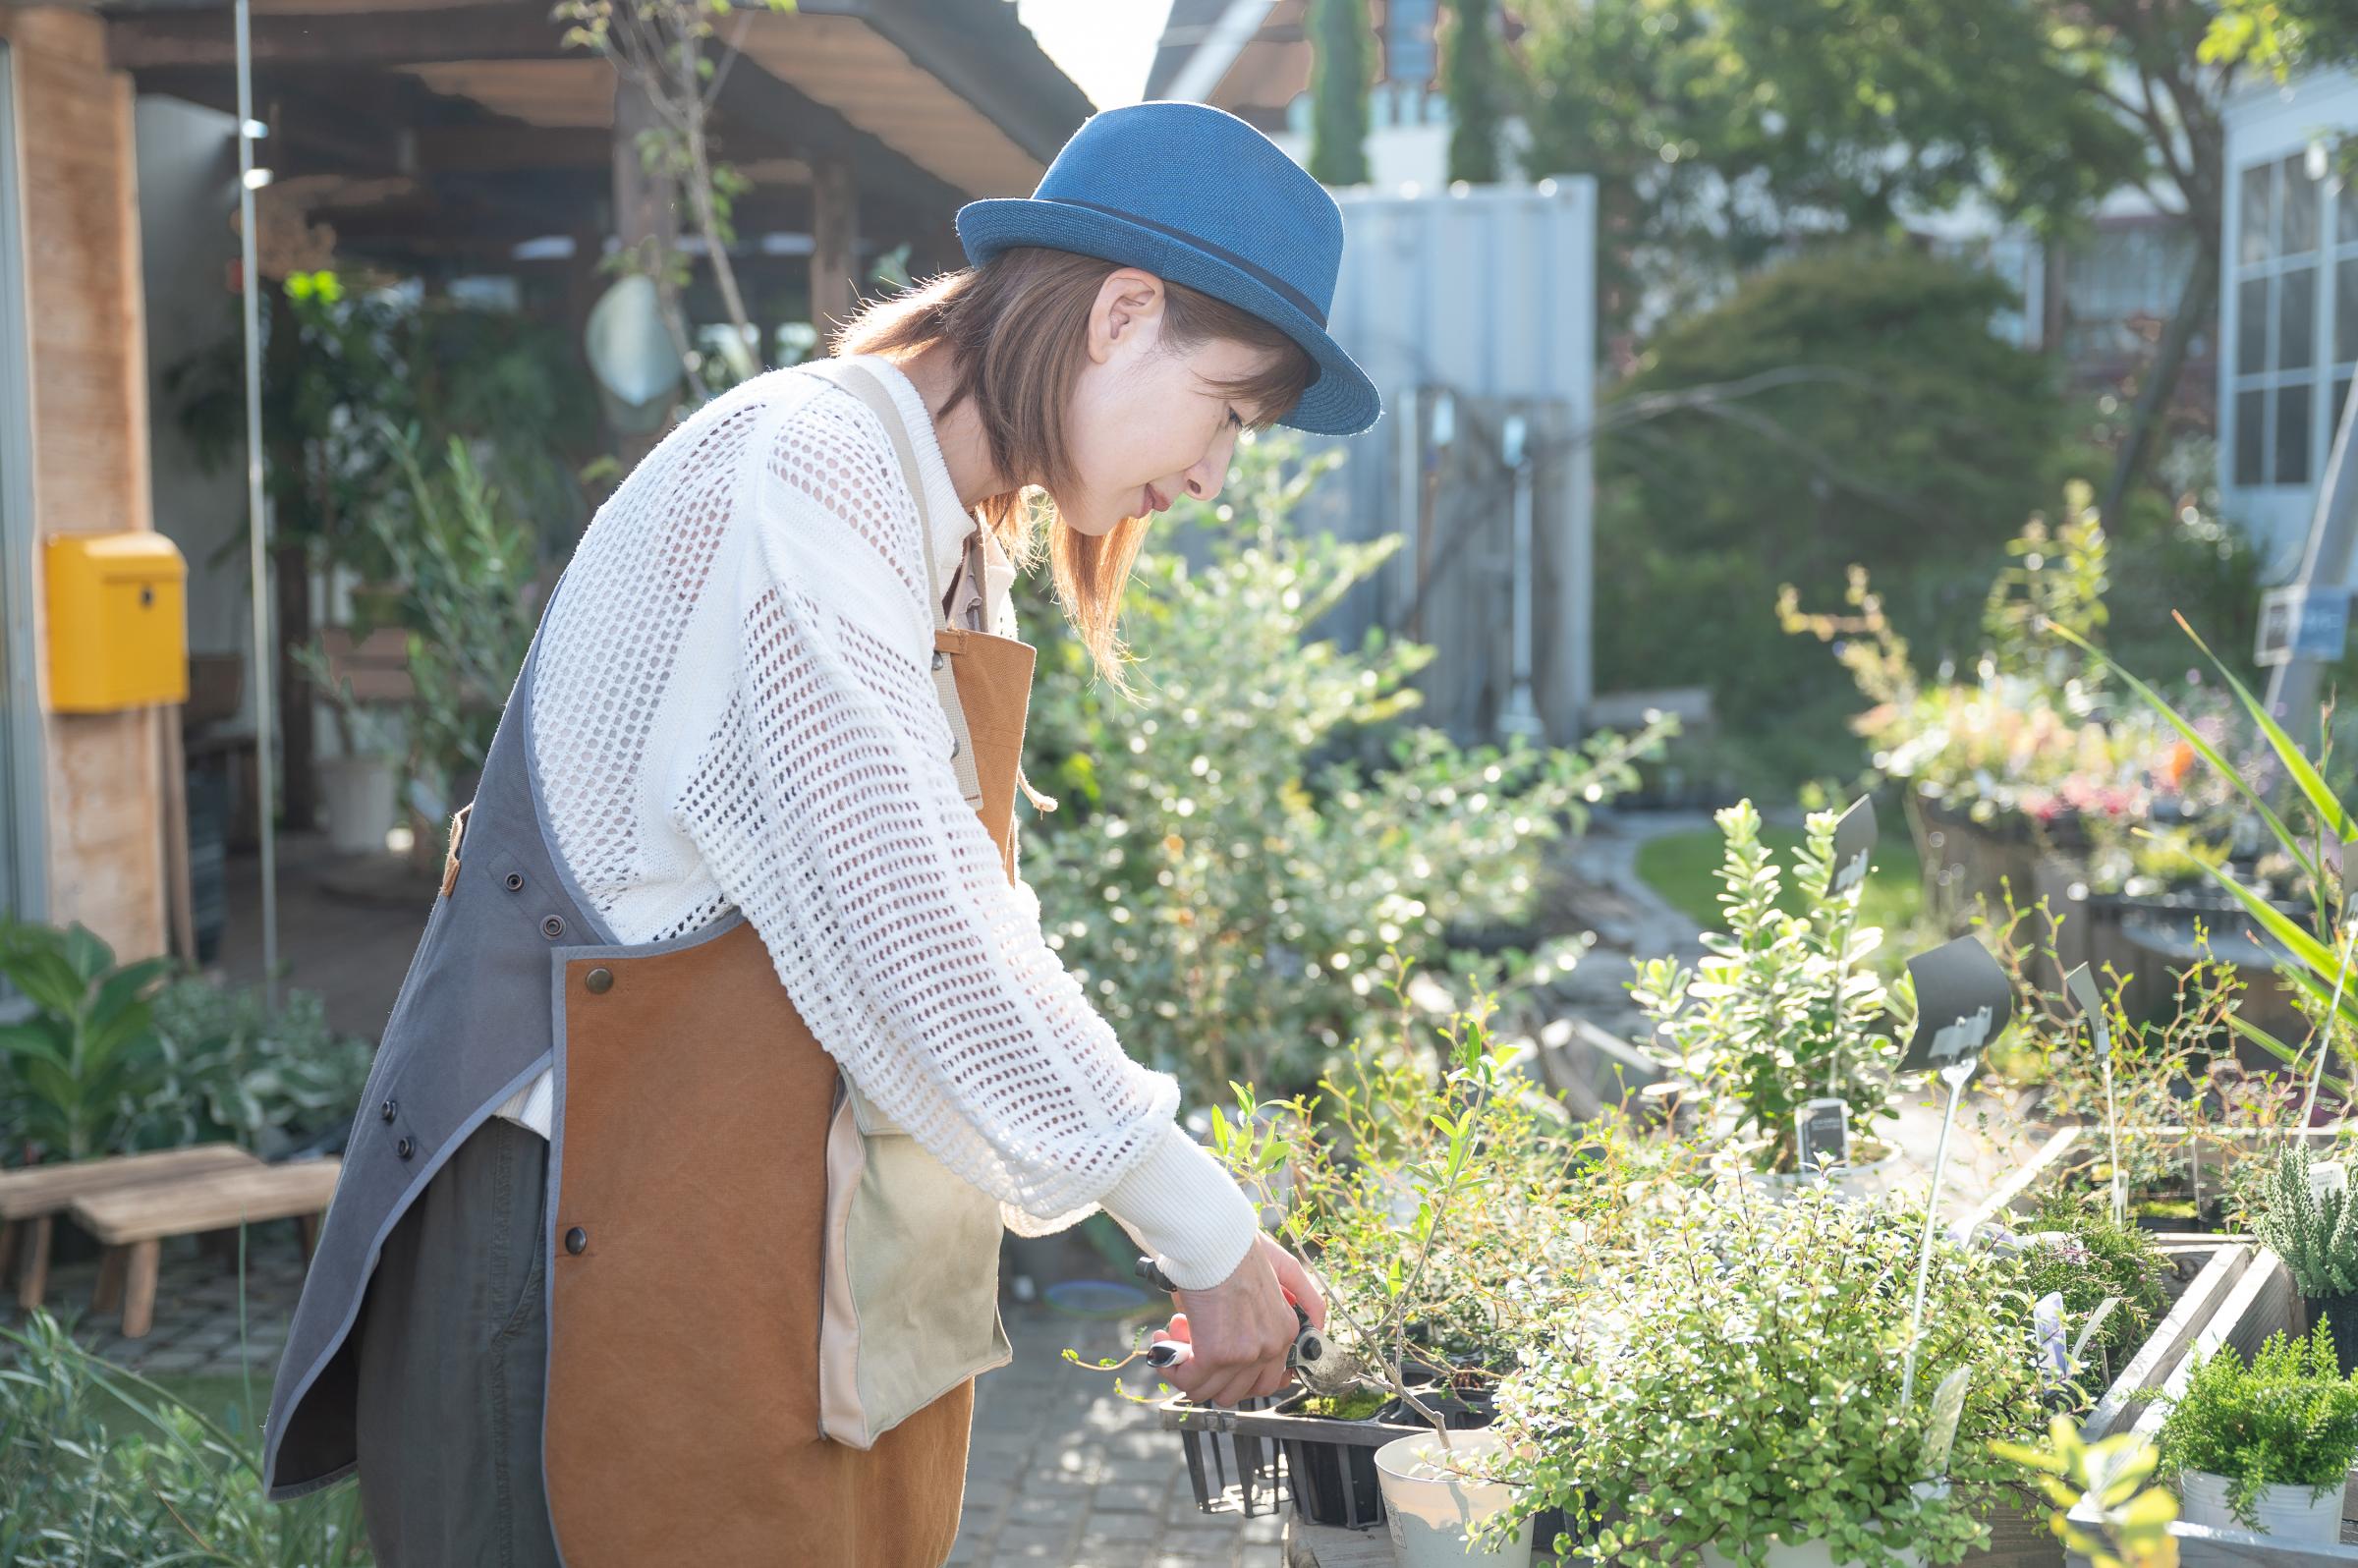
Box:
[1227,406,1245,430]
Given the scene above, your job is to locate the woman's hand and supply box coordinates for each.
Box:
[1155,1233,1327,1407]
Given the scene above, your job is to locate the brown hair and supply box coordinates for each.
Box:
[830,247,1319,685]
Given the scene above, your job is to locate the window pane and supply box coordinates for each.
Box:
[2241,276,2272,374]
[2341,179,2358,245]
[2278,380,2315,484]
[2285,153,2322,254]
[2337,374,2355,443]
[2238,387,2269,484]
[2244,161,2277,264]
[2283,263,2319,369]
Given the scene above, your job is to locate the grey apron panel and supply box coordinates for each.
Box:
[259,572,746,1501]
[354,1115,561,1568]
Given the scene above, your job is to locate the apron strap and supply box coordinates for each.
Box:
[828,361,984,632]
[826,360,989,808]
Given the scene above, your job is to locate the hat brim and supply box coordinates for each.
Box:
[956,198,1381,438]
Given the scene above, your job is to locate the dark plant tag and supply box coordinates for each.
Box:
[1797,1096,1850,1175]
[2063,963,2108,1057]
[1829,796,1878,896]
[1898,935,2013,1075]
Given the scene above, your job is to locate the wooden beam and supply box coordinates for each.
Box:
[107,3,567,71]
[803,0,1089,167]
[811,154,855,341]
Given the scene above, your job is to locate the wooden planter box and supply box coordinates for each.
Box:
[2066,1249,2358,1562]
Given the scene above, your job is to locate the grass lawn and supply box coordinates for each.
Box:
[1635,818,1923,940]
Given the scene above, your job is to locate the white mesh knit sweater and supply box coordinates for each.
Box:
[498,355,1261,1290]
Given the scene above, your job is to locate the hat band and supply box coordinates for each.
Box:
[1041,196,1329,328]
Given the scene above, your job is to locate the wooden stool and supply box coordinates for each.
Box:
[74,1158,340,1338]
[0,1145,262,1313]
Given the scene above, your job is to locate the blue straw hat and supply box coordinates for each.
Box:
[955,102,1381,437]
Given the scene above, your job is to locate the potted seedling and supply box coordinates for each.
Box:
[2156,1320,2358,1541]
[1488,1176,2047,1567]
[1632,801,1903,1184]
[2251,1139,2358,1373]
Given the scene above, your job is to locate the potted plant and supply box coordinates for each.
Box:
[2251,1140,2358,1373]
[2008,1192,2171,1400]
[2155,1321,2358,1540]
[1630,799,1903,1179]
[1488,1176,2046,1566]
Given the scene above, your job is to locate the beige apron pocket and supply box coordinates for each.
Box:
[817,1078,1012,1450]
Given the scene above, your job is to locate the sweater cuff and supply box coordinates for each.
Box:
[1101,1122,1262,1290]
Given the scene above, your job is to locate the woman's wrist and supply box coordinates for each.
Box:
[1101,1122,1261,1290]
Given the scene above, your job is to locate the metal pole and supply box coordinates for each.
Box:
[1825,895,1861,1098]
[1498,413,1543,740]
[236,0,278,1004]
[1900,1058,1976,1409]
[2101,1057,2124,1226]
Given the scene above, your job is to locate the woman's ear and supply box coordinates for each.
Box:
[1089,268,1167,364]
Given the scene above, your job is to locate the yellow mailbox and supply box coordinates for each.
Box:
[44,532,189,712]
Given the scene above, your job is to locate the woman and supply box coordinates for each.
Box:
[261,101,1382,1566]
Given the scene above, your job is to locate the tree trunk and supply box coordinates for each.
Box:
[2099,239,2219,525]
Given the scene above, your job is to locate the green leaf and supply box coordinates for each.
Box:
[2174,611,2356,844]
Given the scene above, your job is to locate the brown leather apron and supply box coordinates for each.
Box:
[541,375,1038,1566]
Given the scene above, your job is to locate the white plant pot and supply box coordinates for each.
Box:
[1374,1428,1535,1567]
[2177,1469,2345,1540]
[1697,1481,1946,1567]
[319,755,400,857]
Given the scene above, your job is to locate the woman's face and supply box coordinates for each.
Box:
[1055,268,1284,537]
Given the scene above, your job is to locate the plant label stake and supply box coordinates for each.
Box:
[2071,1295,2122,1387]
[1797,1096,1851,1177]
[1823,796,1879,1101]
[1922,1366,1970,1477]
[1898,934,2015,1408]
[2033,1291,2070,1390]
[2064,964,2124,1226]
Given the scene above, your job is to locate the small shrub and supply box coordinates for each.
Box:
[2157,1321,2358,1528]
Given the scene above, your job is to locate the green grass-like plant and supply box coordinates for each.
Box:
[2157,1321,2358,1529]
[2252,1142,2358,1299]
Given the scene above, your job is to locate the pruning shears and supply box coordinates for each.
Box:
[1135,1255,1356,1394]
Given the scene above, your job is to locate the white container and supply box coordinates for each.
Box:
[1374,1428,1535,1567]
[1697,1481,1946,1567]
[320,755,399,856]
[2177,1469,2345,1540]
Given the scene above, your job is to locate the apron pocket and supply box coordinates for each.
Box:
[816,1083,1011,1449]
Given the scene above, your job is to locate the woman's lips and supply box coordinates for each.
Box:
[1144,484,1168,515]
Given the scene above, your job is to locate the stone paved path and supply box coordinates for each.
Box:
[0,1221,1277,1567]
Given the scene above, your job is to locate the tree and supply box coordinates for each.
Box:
[1308,0,1374,187]
[1516,0,2231,518]
[556,0,795,395]
[1443,0,1508,183]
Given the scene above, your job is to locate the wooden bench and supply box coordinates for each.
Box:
[74,1158,341,1338]
[0,1144,262,1312]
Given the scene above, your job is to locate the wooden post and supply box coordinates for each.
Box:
[121,1238,161,1339]
[811,154,856,346]
[159,705,196,967]
[611,76,680,471]
[16,1214,51,1311]
[93,1245,126,1314]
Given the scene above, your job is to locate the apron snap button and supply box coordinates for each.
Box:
[541,915,565,939]
[504,871,524,892]
[395,1136,415,1159]
[931,650,945,670]
[379,1097,397,1123]
[585,966,613,994]
[949,735,961,757]
[565,1226,588,1255]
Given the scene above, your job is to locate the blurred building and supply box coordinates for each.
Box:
[1146,0,1527,192]
[0,0,1089,960]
